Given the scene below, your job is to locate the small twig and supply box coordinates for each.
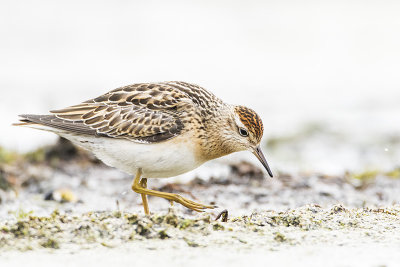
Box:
[116,199,120,211]
[215,209,228,222]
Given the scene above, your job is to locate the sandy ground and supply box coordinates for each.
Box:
[3,244,400,267]
[1,206,400,267]
[1,139,400,267]
[2,235,400,267]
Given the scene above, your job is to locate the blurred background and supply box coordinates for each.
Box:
[1,0,400,175]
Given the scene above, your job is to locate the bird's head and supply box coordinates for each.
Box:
[227,105,273,177]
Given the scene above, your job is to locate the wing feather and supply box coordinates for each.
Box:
[45,83,193,143]
[17,82,224,143]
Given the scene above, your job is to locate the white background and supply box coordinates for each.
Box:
[1,0,399,156]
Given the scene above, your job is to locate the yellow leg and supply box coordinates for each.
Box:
[140,178,150,215]
[131,169,215,212]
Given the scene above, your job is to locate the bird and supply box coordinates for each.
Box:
[15,81,273,214]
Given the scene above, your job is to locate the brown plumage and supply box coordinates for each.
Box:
[19,81,224,144]
[16,81,273,214]
[234,106,264,143]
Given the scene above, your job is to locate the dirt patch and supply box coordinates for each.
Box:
[1,138,400,266]
[1,205,399,252]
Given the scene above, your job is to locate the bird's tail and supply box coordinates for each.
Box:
[13,114,60,133]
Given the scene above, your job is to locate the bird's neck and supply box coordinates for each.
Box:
[196,107,237,161]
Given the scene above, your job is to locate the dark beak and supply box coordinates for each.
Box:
[253,146,273,178]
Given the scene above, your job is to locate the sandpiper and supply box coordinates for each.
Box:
[15,81,273,214]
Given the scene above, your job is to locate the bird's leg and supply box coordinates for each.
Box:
[140,178,150,215]
[131,169,150,215]
[131,169,215,212]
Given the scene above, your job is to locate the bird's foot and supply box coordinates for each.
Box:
[168,193,216,212]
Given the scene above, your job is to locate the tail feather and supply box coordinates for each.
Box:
[12,121,37,126]
[14,114,96,136]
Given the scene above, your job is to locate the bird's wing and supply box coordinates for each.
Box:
[40,83,193,143]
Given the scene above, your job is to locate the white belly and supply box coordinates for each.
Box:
[60,133,204,178]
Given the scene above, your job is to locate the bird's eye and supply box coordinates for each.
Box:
[239,128,249,137]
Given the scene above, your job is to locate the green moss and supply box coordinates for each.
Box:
[274,232,286,242]
[212,222,225,231]
[201,214,211,224]
[0,169,12,191]
[100,242,116,248]
[11,208,33,221]
[164,213,178,227]
[151,214,165,224]
[348,168,400,180]
[51,209,60,219]
[40,238,60,249]
[135,221,153,236]
[125,214,139,224]
[183,237,199,247]
[113,211,122,218]
[0,207,399,252]
[270,215,301,227]
[0,147,19,164]
[129,231,136,240]
[178,219,195,230]
[231,217,243,223]
[331,205,347,214]
[24,148,46,163]
[158,229,170,239]
[237,238,247,244]
[10,221,30,238]
[351,170,379,181]
[21,245,33,251]
[385,168,400,179]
